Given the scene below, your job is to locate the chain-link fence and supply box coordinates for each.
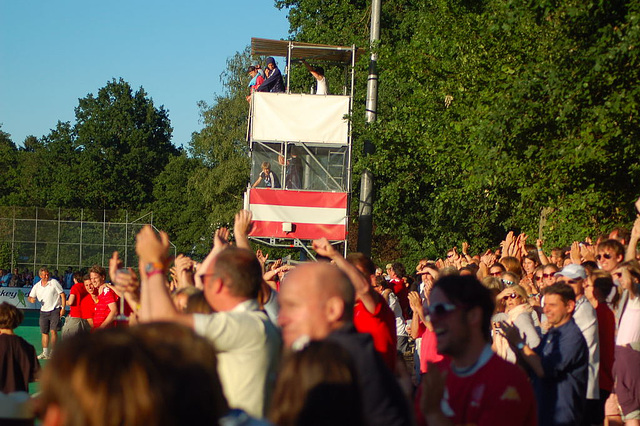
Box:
[0,207,175,278]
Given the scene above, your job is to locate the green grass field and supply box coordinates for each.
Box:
[15,310,49,395]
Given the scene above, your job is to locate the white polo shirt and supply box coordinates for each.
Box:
[193,299,281,418]
[28,279,64,312]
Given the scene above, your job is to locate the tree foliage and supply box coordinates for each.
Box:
[278,0,640,265]
[3,79,177,211]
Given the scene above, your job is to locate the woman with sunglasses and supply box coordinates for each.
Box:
[492,285,541,364]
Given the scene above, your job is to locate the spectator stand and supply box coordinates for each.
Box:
[245,38,362,258]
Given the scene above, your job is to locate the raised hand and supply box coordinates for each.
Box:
[312,237,339,259]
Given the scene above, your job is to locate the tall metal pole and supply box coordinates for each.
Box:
[357,0,381,256]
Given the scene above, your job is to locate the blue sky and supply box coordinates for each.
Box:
[0,0,291,148]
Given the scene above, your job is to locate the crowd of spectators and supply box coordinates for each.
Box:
[2,208,640,426]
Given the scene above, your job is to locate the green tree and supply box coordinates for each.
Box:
[188,49,253,231]
[0,126,19,203]
[8,79,178,211]
[152,151,210,258]
[73,78,178,210]
[277,0,640,265]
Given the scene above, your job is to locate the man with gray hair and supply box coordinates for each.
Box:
[28,267,65,359]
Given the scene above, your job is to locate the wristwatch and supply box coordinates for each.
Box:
[145,262,164,273]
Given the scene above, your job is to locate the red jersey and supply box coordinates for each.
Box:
[93,287,118,329]
[353,296,397,371]
[596,302,615,391]
[390,278,410,319]
[416,350,536,426]
[81,292,97,320]
[68,282,88,318]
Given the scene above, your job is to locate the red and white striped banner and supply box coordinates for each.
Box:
[248,188,348,241]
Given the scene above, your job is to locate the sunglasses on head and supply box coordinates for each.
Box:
[502,293,519,300]
[596,253,613,260]
[502,279,515,286]
[427,302,457,317]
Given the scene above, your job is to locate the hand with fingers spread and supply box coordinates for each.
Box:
[570,241,581,264]
[214,227,230,253]
[256,249,269,268]
[580,242,596,262]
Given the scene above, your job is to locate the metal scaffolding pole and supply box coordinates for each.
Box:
[357,0,381,256]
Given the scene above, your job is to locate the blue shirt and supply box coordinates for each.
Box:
[533,318,588,426]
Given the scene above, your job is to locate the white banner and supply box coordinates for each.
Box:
[0,287,71,310]
[252,92,350,144]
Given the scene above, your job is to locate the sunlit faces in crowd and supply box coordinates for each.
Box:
[542,284,576,328]
[540,265,559,290]
[500,285,528,313]
[596,240,625,272]
[549,248,565,268]
[489,264,505,277]
[428,287,471,358]
[89,271,105,289]
[522,256,537,276]
[84,277,96,295]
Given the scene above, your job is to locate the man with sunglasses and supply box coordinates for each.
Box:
[419,275,536,426]
[596,239,625,272]
[556,264,600,425]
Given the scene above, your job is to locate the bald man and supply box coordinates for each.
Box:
[279,261,413,426]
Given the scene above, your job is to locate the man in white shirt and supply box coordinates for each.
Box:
[135,225,281,419]
[28,267,65,359]
[302,60,329,95]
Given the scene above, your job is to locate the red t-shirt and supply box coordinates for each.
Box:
[353,296,397,371]
[81,292,97,320]
[93,287,118,329]
[419,327,444,373]
[390,278,410,319]
[68,282,88,318]
[415,352,537,426]
[596,302,616,392]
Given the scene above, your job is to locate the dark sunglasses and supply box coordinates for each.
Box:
[596,253,613,260]
[502,293,519,301]
[542,273,555,278]
[427,302,457,317]
[502,279,515,286]
[534,275,543,280]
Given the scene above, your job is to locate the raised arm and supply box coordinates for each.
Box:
[136,225,193,327]
[301,60,322,81]
[625,216,640,261]
[312,238,376,313]
[233,209,253,250]
[536,239,550,265]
